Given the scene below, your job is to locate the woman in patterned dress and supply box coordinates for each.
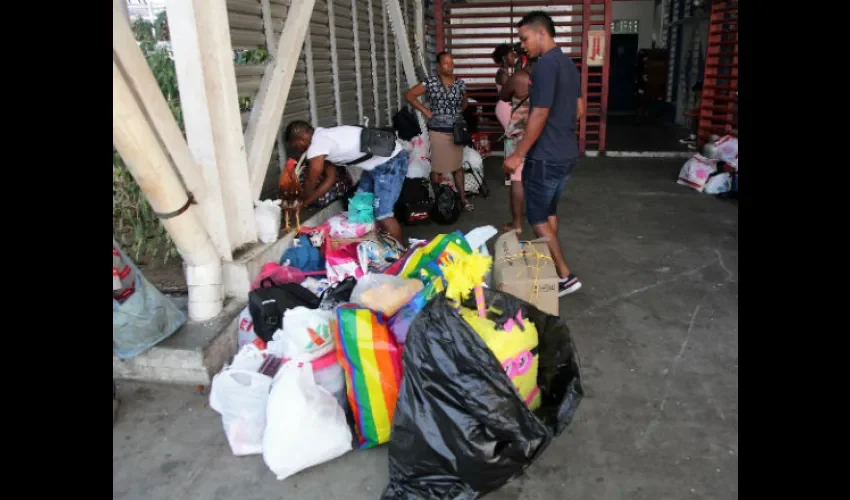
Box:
[404,51,474,211]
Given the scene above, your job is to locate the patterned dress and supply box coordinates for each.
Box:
[505,94,530,142]
[423,75,466,174]
[423,75,466,132]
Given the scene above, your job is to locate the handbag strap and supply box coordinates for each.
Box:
[346,153,373,166]
[512,94,529,115]
[497,95,531,143]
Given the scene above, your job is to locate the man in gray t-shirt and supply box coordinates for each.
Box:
[503,11,586,297]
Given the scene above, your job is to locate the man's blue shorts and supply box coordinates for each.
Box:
[356,150,409,221]
[521,157,578,225]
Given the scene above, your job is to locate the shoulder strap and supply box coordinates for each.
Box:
[344,125,372,165]
[347,153,373,166]
[512,95,529,115]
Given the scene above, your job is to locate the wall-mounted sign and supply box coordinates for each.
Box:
[587,31,606,67]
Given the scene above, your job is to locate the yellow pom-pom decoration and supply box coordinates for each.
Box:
[440,250,493,303]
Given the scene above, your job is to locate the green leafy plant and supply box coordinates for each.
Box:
[154,11,170,41]
[132,18,156,53]
[114,23,271,263]
[114,20,179,263]
[235,48,270,65]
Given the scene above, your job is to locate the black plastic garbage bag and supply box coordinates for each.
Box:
[382,290,584,499]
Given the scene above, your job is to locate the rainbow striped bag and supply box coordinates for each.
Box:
[333,306,403,449]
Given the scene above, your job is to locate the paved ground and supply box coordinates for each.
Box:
[113,157,738,500]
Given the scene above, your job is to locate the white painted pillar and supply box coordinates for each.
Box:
[114,60,223,322]
[166,0,258,251]
[117,0,130,25]
[165,0,233,261]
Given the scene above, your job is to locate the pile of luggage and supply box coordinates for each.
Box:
[209,211,585,497]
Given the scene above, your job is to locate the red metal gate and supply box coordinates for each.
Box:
[697,0,738,145]
[436,0,612,153]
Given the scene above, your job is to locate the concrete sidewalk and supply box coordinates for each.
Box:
[113,157,738,500]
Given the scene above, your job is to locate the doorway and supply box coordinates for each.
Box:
[608,34,639,114]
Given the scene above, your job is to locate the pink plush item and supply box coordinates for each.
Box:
[250,262,325,290]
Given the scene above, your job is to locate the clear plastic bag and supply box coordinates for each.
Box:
[262,361,353,481]
[350,273,424,317]
[112,238,186,360]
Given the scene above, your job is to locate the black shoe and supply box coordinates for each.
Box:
[558,274,582,296]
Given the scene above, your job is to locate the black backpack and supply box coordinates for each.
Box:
[394,177,433,226]
[248,280,321,342]
[430,183,461,225]
[393,107,422,141]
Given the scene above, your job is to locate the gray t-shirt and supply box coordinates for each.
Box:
[528,47,582,161]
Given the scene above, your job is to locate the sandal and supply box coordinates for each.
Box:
[462,200,474,212]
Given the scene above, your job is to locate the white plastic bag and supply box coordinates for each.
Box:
[714,135,738,164]
[262,361,353,481]
[266,307,336,362]
[463,147,485,193]
[237,307,264,349]
[406,134,431,178]
[677,155,717,192]
[463,147,483,172]
[228,343,268,372]
[209,366,273,456]
[254,199,282,243]
[703,172,732,195]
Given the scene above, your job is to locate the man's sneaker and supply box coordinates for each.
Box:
[558,274,582,296]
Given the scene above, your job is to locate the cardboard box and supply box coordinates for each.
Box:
[492,231,560,317]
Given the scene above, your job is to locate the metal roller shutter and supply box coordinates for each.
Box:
[424,0,437,77]
[356,0,376,126]
[310,1,338,127]
[382,0,398,124]
[332,0,359,125]
[228,1,266,99]
[227,0,266,49]
[371,0,389,127]
[363,0,382,126]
